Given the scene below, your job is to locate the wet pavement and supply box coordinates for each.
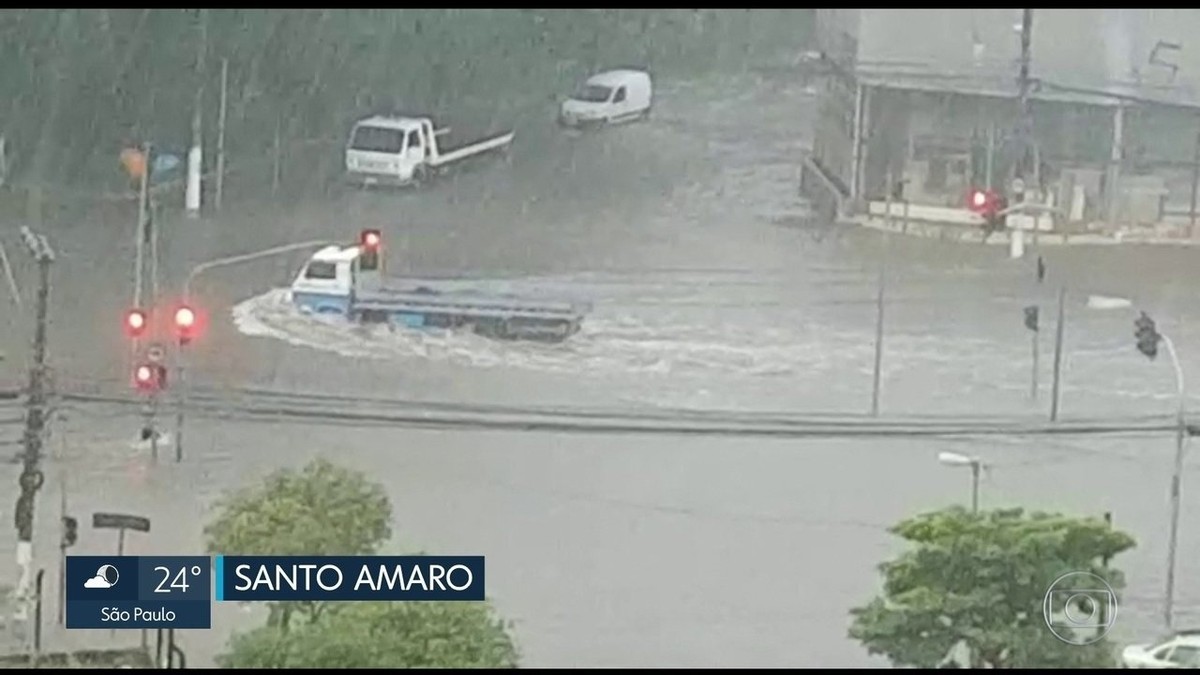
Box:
[4,63,1200,666]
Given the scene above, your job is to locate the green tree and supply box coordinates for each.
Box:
[217,601,519,669]
[207,458,521,668]
[204,457,392,557]
[203,457,392,626]
[849,506,1135,669]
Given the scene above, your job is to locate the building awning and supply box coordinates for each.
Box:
[854,62,1200,112]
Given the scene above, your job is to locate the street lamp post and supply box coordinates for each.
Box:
[938,451,985,513]
[174,240,333,460]
[1133,310,1189,630]
[1160,333,1187,631]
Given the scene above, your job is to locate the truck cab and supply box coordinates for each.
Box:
[559,69,653,128]
[290,245,373,315]
[345,116,439,187]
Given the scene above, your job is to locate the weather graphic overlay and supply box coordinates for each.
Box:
[65,556,211,629]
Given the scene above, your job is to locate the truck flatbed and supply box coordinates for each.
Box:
[430,127,515,166]
[351,285,590,342]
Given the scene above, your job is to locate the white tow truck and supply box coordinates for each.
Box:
[345,115,514,187]
[289,234,591,343]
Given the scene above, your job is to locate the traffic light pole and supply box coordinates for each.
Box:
[56,473,70,627]
[173,340,188,464]
[1049,286,1066,422]
[13,227,54,632]
[174,240,333,460]
[133,143,150,311]
[1030,326,1039,400]
[1160,333,1187,630]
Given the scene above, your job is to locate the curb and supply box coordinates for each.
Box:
[841,216,1200,248]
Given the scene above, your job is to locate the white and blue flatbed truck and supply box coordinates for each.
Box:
[289,233,591,342]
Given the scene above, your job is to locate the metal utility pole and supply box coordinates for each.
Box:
[1014,9,1035,187]
[871,233,889,417]
[215,57,229,212]
[1049,286,1066,422]
[970,460,981,513]
[1160,333,1187,630]
[133,142,150,310]
[185,9,208,219]
[1190,123,1200,238]
[1027,256,1046,400]
[12,226,55,630]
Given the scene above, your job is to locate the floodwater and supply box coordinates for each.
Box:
[6,63,1200,666]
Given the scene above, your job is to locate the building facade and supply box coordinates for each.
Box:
[803,9,1200,234]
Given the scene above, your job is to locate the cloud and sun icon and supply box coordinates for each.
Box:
[84,564,120,589]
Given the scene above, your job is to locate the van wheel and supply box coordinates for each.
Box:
[640,107,652,121]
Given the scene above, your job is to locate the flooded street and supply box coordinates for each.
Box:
[7,62,1200,666]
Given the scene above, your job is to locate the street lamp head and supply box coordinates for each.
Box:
[938,451,977,467]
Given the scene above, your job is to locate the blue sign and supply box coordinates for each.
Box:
[65,556,211,629]
[215,556,485,602]
[150,152,182,186]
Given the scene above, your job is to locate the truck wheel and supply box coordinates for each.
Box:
[413,165,429,186]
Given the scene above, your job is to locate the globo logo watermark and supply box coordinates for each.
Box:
[1043,571,1118,645]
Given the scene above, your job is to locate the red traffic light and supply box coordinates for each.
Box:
[360,229,382,250]
[174,305,198,345]
[175,306,196,329]
[125,309,148,337]
[966,187,1002,216]
[970,189,987,209]
[133,363,166,391]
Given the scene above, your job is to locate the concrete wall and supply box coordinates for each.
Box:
[857,9,1200,91]
[811,74,856,196]
[814,9,860,68]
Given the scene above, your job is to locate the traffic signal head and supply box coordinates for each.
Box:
[970,189,988,210]
[359,229,382,272]
[62,516,78,548]
[1135,312,1160,360]
[967,187,1002,217]
[360,229,382,250]
[174,305,197,344]
[1023,305,1039,332]
[133,363,167,391]
[125,309,148,338]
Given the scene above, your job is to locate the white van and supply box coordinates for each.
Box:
[558,69,653,128]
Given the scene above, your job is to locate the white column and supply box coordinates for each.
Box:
[1010,228,1025,259]
[186,145,202,218]
[1105,104,1125,226]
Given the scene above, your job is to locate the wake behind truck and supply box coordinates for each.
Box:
[290,231,591,342]
[345,114,514,187]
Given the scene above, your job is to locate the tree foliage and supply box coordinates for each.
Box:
[849,506,1136,669]
[204,457,392,557]
[217,601,519,669]
[205,457,520,668]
